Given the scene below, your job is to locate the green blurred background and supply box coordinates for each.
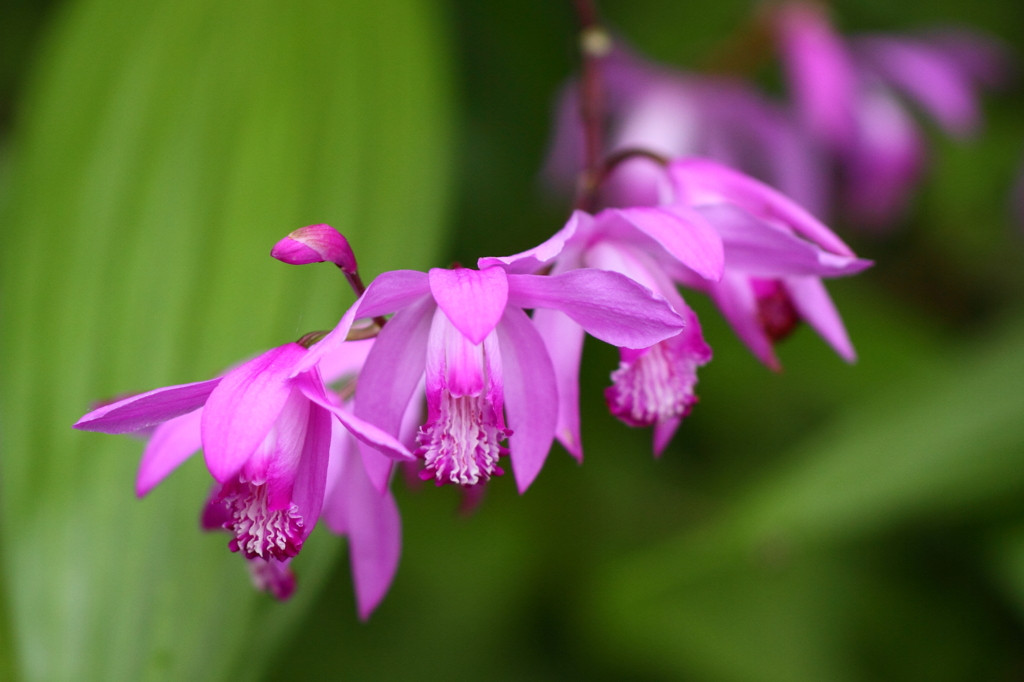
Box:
[1,0,1023,680]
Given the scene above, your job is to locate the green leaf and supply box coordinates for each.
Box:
[0,0,452,679]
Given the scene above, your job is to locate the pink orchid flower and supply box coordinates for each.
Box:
[543,45,827,216]
[298,264,686,493]
[666,157,873,370]
[482,203,723,457]
[775,1,1008,226]
[484,156,870,456]
[74,341,414,565]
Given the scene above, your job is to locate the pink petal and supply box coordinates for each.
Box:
[495,307,558,493]
[506,269,685,349]
[354,295,436,491]
[707,273,780,371]
[356,270,431,319]
[614,206,724,282]
[200,485,230,530]
[322,437,402,620]
[774,1,858,149]
[136,408,203,497]
[74,378,220,435]
[856,36,980,137]
[428,267,509,345]
[478,210,591,274]
[699,204,873,276]
[532,308,585,462]
[670,158,855,258]
[653,416,682,457]
[318,338,374,385]
[291,301,360,376]
[202,344,307,483]
[298,373,414,462]
[784,276,856,362]
[289,400,333,536]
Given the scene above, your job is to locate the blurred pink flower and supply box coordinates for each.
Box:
[775,1,1009,227]
[543,45,828,215]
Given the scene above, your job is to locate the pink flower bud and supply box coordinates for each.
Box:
[271,224,358,273]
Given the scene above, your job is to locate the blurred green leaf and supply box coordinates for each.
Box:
[0,0,452,679]
[592,317,1024,681]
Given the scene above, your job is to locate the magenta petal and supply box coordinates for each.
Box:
[428,267,509,345]
[507,269,684,349]
[289,401,333,539]
[318,338,374,385]
[700,204,873,276]
[200,485,230,530]
[292,301,359,376]
[356,270,431,319]
[532,308,585,462]
[614,206,724,282]
[708,273,780,370]
[775,1,858,149]
[136,408,203,497]
[478,210,591,274]
[653,416,682,457]
[784,276,856,362]
[856,36,979,137]
[495,308,558,493]
[670,158,855,258]
[355,296,436,491]
[322,438,402,620]
[298,374,414,462]
[74,378,220,435]
[202,344,307,483]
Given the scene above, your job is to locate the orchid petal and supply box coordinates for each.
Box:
[355,295,436,491]
[202,344,306,483]
[319,338,375,385]
[856,36,979,137]
[322,437,402,620]
[507,269,684,349]
[356,270,431,319]
[670,158,856,258]
[200,485,230,530]
[478,210,591,274]
[74,377,220,435]
[136,408,203,497]
[291,301,359,376]
[495,307,558,493]
[653,416,682,458]
[774,1,858,148]
[289,401,333,538]
[699,204,873,276]
[428,267,509,345]
[532,308,585,462]
[298,373,414,462]
[614,206,724,281]
[784,276,856,363]
[707,273,780,371]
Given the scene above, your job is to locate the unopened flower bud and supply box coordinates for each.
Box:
[271,224,358,273]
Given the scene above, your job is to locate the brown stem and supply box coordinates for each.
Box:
[570,0,613,213]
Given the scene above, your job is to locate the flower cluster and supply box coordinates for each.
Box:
[545,1,1008,230]
[73,5,885,620]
